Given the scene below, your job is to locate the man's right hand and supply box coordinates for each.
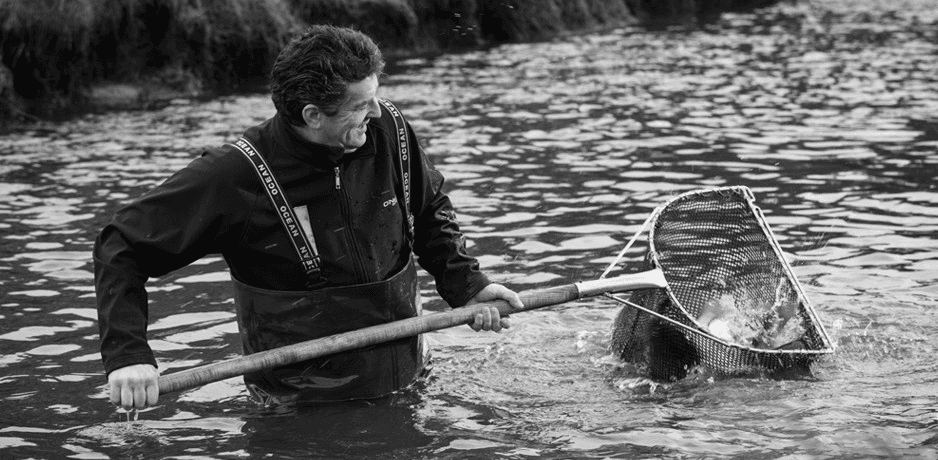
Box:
[108,363,159,410]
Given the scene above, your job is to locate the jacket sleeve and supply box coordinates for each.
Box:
[94,149,247,375]
[402,117,492,308]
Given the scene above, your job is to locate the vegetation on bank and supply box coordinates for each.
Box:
[0,0,776,121]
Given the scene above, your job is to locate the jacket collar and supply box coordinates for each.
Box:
[272,113,350,166]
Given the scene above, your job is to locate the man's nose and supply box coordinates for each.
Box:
[366,98,381,118]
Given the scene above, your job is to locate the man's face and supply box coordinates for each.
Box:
[317,74,381,152]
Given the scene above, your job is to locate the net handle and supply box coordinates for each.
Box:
[158,270,668,395]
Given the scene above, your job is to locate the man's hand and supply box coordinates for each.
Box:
[108,363,159,411]
[464,283,523,332]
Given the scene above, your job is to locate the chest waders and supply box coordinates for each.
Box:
[227,100,426,404]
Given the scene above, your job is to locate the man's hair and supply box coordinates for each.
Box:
[270,25,385,126]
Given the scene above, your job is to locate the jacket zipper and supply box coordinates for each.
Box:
[333,163,368,281]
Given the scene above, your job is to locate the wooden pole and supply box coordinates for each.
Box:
[158,269,666,395]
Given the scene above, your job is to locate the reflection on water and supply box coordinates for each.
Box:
[1,0,937,458]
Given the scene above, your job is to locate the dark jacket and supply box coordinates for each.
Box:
[94,102,491,375]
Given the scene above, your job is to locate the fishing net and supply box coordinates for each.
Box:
[609,186,834,380]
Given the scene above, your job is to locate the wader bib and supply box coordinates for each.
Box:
[231,260,425,404]
[228,100,426,404]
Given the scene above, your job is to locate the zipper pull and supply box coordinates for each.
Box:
[334,166,341,190]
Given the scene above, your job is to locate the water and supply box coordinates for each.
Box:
[2,0,937,458]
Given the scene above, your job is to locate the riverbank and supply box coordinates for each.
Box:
[0,0,778,122]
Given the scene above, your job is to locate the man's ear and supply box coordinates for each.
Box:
[301,104,323,128]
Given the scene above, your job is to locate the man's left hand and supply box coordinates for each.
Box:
[464,283,523,332]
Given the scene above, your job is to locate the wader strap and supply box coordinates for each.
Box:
[379,99,415,238]
[228,137,323,285]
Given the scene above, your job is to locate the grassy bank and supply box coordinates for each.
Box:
[0,0,776,122]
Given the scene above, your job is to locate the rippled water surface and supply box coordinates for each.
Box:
[2,1,937,458]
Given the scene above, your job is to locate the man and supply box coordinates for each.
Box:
[94,25,522,409]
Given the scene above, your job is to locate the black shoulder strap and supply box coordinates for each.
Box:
[378,98,415,238]
[227,137,323,284]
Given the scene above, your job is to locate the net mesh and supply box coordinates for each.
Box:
[610,186,833,380]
